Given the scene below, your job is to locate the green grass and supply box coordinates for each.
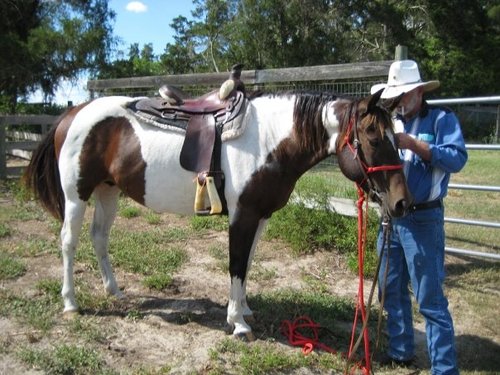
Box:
[0,253,26,280]
[0,222,10,237]
[0,281,61,332]
[444,150,500,254]
[208,288,376,374]
[191,215,229,231]
[17,344,113,375]
[0,150,497,375]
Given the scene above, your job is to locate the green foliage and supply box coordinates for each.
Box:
[1,0,116,111]
[108,229,188,289]
[0,290,59,332]
[0,223,11,238]
[17,344,109,375]
[118,205,141,219]
[190,215,229,231]
[0,253,26,280]
[267,202,379,255]
[103,0,498,99]
[266,169,380,276]
[144,273,174,290]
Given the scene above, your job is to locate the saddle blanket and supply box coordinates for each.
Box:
[124,94,248,142]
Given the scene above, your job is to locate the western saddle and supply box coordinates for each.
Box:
[129,64,247,215]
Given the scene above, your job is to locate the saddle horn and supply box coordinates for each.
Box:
[219,63,245,100]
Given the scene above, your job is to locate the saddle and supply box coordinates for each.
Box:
[128,64,246,215]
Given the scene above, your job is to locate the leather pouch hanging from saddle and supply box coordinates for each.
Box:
[179,114,215,174]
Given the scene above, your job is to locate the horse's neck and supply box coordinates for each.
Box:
[250,95,331,174]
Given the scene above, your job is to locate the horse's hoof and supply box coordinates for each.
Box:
[223,322,234,335]
[234,331,255,342]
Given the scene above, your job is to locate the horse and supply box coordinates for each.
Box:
[24,87,411,340]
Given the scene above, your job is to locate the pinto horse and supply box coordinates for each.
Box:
[24,88,411,340]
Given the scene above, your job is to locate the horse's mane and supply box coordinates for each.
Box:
[292,91,338,153]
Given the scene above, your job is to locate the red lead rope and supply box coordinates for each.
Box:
[346,186,371,375]
[280,187,371,375]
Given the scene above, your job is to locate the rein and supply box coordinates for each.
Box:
[345,184,393,374]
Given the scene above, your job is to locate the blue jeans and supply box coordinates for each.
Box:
[377,207,458,375]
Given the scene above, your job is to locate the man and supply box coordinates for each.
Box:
[374,60,468,375]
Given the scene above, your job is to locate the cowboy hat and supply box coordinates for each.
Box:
[370,82,387,95]
[381,60,440,99]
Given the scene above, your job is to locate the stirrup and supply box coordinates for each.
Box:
[194,175,222,215]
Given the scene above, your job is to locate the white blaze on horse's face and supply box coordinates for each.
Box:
[321,100,342,153]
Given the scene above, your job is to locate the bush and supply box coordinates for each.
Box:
[266,181,380,276]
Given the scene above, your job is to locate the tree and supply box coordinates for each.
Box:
[160,16,200,74]
[0,0,116,112]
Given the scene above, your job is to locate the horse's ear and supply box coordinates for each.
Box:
[359,88,384,115]
[386,93,404,112]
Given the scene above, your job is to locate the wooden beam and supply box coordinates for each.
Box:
[255,61,393,84]
[0,115,57,126]
[87,70,257,90]
[87,61,392,91]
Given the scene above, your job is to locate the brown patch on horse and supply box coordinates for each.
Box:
[78,117,147,204]
[22,104,91,222]
[238,93,335,220]
[54,103,89,159]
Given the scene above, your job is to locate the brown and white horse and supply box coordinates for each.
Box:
[24,89,411,339]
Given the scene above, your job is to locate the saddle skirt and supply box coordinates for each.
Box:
[125,90,248,142]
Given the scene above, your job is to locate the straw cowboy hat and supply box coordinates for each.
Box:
[379,60,440,99]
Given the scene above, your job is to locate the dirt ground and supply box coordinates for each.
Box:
[0,187,499,374]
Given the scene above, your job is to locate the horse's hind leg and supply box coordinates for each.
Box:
[91,184,122,298]
[61,198,87,313]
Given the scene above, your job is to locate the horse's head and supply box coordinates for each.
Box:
[335,89,412,218]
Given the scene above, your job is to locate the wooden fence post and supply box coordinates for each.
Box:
[0,122,5,179]
[395,45,408,60]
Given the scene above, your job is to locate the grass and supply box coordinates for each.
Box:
[17,344,112,375]
[0,252,26,280]
[444,150,500,254]
[0,148,498,374]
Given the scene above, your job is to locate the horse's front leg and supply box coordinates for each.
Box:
[227,209,267,340]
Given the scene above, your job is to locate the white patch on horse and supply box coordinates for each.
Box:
[322,100,342,153]
[385,128,397,150]
[221,95,296,218]
[126,114,197,214]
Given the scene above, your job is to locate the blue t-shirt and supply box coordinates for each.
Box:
[395,104,468,204]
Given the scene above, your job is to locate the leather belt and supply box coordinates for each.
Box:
[409,199,442,212]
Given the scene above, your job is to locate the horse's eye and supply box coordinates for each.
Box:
[366,124,377,134]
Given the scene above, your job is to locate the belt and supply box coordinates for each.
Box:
[409,199,442,212]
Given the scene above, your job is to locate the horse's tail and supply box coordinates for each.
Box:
[23,123,65,222]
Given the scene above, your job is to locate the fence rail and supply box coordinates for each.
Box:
[0,115,57,179]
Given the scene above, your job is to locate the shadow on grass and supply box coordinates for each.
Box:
[80,288,383,356]
[456,334,500,372]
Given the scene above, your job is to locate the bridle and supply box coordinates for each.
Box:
[342,105,403,202]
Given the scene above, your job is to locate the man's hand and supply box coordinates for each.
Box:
[396,133,432,161]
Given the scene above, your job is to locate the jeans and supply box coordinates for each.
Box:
[377,206,459,375]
